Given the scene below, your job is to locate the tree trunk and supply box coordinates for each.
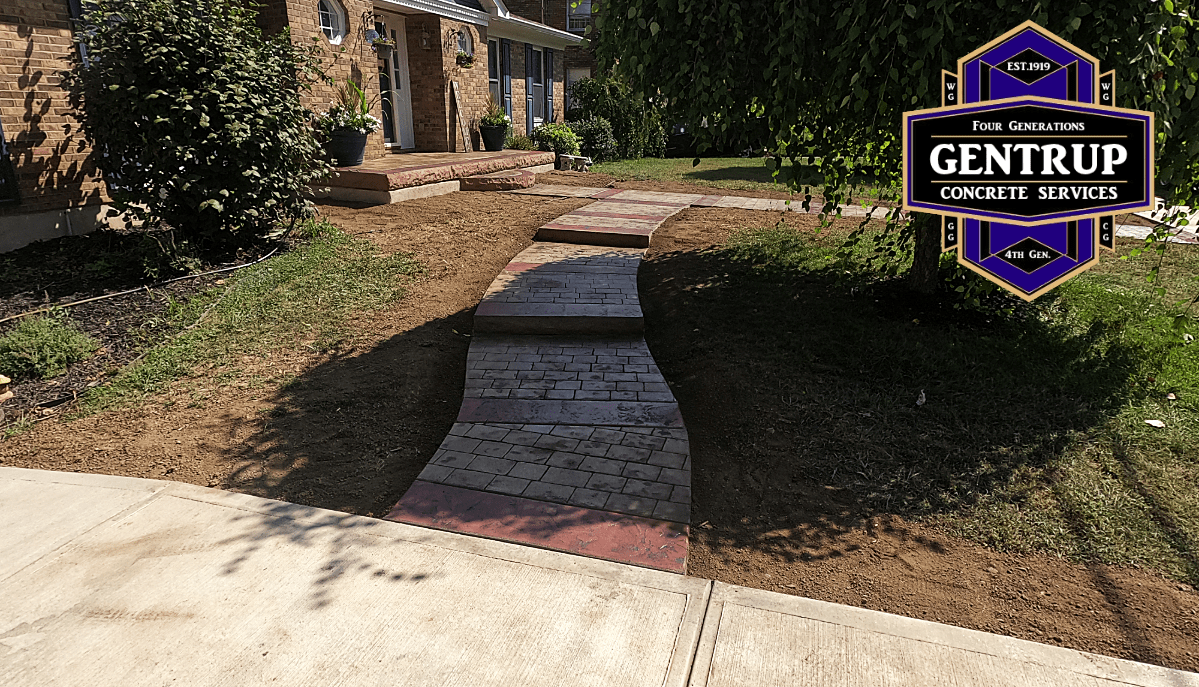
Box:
[907,213,941,294]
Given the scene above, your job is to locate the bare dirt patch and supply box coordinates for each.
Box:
[0,191,589,517]
[642,207,1199,672]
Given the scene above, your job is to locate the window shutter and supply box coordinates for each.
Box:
[525,44,535,135]
[545,49,554,123]
[501,39,512,118]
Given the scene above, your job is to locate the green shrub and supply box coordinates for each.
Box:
[61,0,328,252]
[505,133,537,150]
[0,312,98,380]
[566,116,618,162]
[530,123,582,156]
[566,72,667,160]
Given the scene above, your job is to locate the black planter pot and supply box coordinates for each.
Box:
[479,124,507,152]
[326,130,367,167]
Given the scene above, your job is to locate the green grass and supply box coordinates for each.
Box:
[592,156,892,201]
[593,157,795,193]
[0,311,98,379]
[83,220,421,411]
[700,223,1199,583]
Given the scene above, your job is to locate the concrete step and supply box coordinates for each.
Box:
[534,198,689,248]
[473,243,645,335]
[460,169,536,191]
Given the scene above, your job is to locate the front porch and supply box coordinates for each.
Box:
[313,149,555,205]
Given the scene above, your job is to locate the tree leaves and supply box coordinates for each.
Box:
[591,0,1199,293]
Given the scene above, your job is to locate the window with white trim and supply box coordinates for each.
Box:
[567,0,592,32]
[318,0,346,45]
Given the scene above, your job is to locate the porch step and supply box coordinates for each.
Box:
[534,197,690,248]
[312,150,554,205]
[460,169,537,192]
[473,243,644,335]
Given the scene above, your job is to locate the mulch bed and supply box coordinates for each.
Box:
[0,229,270,425]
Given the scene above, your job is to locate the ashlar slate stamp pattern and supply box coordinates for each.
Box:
[464,337,674,403]
[418,422,691,524]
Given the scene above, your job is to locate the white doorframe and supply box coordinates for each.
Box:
[379,12,415,150]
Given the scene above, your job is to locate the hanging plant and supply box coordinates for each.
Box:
[456,50,474,68]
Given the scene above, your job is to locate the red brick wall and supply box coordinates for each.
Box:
[449,23,491,152]
[507,41,566,137]
[259,0,386,161]
[0,3,107,217]
[505,1,595,73]
[405,15,448,151]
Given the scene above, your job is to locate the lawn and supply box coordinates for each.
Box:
[592,156,892,202]
[593,157,794,193]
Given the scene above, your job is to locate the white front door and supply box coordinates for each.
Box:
[376,13,414,149]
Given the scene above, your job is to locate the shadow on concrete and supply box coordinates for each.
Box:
[209,497,435,610]
[211,244,695,572]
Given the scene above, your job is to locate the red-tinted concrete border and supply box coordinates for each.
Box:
[569,211,675,221]
[542,222,654,236]
[596,197,691,208]
[386,480,688,573]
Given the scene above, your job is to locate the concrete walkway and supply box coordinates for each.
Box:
[2,467,1196,686]
[387,189,697,572]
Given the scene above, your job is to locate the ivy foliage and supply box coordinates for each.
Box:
[591,1,1198,289]
[62,0,329,251]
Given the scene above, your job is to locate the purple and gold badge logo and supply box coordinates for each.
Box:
[902,21,1155,300]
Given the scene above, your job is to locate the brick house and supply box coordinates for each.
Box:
[0,0,580,252]
[500,0,597,112]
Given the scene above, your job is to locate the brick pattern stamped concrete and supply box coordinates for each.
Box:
[388,191,695,573]
[420,421,691,524]
[474,244,646,335]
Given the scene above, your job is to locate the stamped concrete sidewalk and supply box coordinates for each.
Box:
[388,190,696,572]
[3,467,1197,687]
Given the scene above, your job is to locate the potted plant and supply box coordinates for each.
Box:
[478,96,510,152]
[316,79,381,167]
[456,50,474,68]
[371,37,396,57]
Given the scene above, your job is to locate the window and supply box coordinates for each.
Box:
[457,29,473,56]
[530,48,544,122]
[488,40,501,105]
[318,0,346,45]
[566,68,589,112]
[67,0,98,62]
[567,0,592,32]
